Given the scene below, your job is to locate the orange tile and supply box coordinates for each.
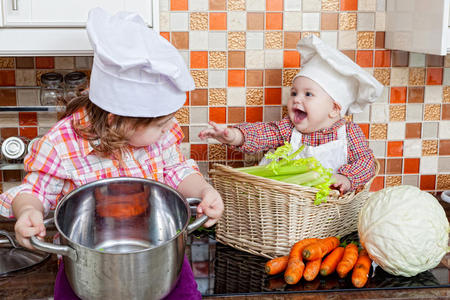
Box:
[266,0,283,11]
[190,51,208,69]
[19,127,38,139]
[357,123,369,139]
[264,88,282,105]
[341,0,358,11]
[209,12,227,30]
[404,158,420,174]
[171,0,188,10]
[209,107,226,124]
[35,57,54,69]
[266,13,283,30]
[184,92,189,106]
[374,50,391,67]
[387,141,403,157]
[191,89,208,106]
[0,70,15,86]
[171,32,189,49]
[228,107,245,123]
[426,68,443,85]
[356,50,373,68]
[160,32,170,42]
[246,106,263,122]
[420,175,436,190]
[283,51,301,68]
[19,112,37,126]
[390,87,407,103]
[228,70,245,87]
[190,144,208,161]
[370,176,384,192]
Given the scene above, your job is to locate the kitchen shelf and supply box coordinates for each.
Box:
[0,106,65,112]
[0,163,24,171]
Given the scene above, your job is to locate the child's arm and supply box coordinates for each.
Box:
[177,173,224,228]
[198,121,244,146]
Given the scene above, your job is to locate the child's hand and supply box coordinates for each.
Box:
[331,174,352,195]
[198,121,244,146]
[14,208,46,249]
[197,186,224,227]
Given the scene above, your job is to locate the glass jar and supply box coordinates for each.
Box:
[40,72,64,106]
[64,71,88,104]
[1,136,28,162]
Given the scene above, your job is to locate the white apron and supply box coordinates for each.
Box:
[260,125,348,174]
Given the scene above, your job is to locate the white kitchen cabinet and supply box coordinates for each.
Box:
[385,0,450,55]
[0,0,159,55]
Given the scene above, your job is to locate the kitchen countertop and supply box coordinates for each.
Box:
[0,199,449,300]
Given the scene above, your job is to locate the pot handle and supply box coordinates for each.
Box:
[186,197,209,235]
[30,218,78,261]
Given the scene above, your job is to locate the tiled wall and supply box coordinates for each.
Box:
[0,0,449,194]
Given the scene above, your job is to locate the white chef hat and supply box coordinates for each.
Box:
[86,7,195,117]
[295,35,383,117]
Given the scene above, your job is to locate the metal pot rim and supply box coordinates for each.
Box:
[53,177,191,254]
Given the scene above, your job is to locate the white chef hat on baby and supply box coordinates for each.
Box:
[295,35,383,117]
[86,7,195,117]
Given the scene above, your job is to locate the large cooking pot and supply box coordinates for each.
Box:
[30,177,208,300]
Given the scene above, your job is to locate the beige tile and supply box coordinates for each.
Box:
[422,140,438,156]
[389,105,406,121]
[390,68,409,86]
[437,174,450,190]
[265,32,283,49]
[246,88,263,105]
[37,112,58,127]
[0,112,18,126]
[209,51,227,69]
[424,104,441,121]
[227,0,245,10]
[386,176,402,187]
[357,31,375,49]
[15,69,36,86]
[408,68,426,86]
[339,13,357,30]
[373,68,390,86]
[209,88,227,105]
[228,32,246,50]
[301,32,320,39]
[17,89,39,106]
[54,57,74,69]
[190,13,208,30]
[191,70,208,88]
[445,54,450,68]
[369,123,387,139]
[283,69,300,87]
[338,31,356,49]
[175,107,189,124]
[322,0,339,11]
[0,57,15,68]
[208,144,227,160]
[444,86,450,103]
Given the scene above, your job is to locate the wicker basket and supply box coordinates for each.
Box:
[209,161,379,259]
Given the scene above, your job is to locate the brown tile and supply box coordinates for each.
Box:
[0,57,14,68]
[209,0,226,10]
[208,144,226,160]
[247,12,264,30]
[422,140,438,156]
[424,104,441,121]
[426,54,444,67]
[1,127,18,138]
[443,103,450,120]
[377,158,385,175]
[321,13,338,30]
[375,31,385,49]
[191,89,208,106]
[3,170,21,182]
[439,140,450,155]
[407,87,424,103]
[0,89,16,106]
[408,68,425,86]
[15,57,34,69]
[171,32,189,49]
[405,123,421,138]
[386,176,402,187]
[228,51,245,68]
[391,51,409,67]
[247,70,263,86]
[181,126,189,142]
[437,174,450,190]
[284,32,301,49]
[342,50,356,62]
[265,69,282,86]
[386,158,402,174]
[0,70,15,86]
[35,57,55,69]
[228,107,245,123]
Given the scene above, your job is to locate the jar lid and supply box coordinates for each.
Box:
[64,71,87,85]
[27,137,41,154]
[41,72,63,84]
[1,137,25,160]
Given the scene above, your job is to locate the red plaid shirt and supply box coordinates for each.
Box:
[233,117,376,190]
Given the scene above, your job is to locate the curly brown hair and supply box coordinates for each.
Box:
[64,96,168,159]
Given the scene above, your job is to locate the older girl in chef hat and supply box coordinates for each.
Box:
[200,35,383,194]
[0,7,222,300]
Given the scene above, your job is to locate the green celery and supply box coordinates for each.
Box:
[267,170,320,185]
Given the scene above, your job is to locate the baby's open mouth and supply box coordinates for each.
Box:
[293,108,307,123]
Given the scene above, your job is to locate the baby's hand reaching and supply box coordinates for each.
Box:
[198,121,244,146]
[331,174,351,195]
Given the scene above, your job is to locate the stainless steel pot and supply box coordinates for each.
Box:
[30,177,208,300]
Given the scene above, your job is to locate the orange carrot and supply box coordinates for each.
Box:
[284,238,318,285]
[351,249,372,288]
[319,246,345,276]
[336,243,359,278]
[303,259,321,281]
[265,256,289,275]
[302,236,340,261]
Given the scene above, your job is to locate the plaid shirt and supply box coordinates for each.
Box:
[0,108,199,218]
[234,117,376,190]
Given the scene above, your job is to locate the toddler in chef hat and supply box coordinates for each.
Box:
[200,35,383,194]
[0,7,222,300]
